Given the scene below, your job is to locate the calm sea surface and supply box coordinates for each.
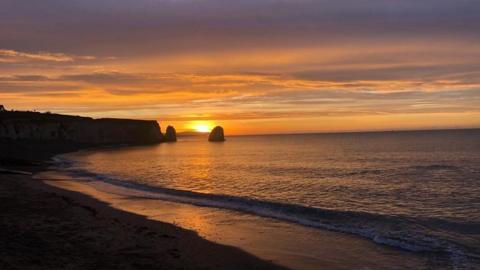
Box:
[57,129,480,269]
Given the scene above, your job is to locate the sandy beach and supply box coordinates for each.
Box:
[0,142,286,270]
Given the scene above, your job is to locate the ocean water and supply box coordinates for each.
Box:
[55,129,480,269]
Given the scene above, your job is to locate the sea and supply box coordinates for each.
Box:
[51,129,480,269]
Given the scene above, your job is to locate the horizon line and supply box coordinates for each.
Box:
[220,127,480,137]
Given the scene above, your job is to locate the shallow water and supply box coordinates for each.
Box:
[39,171,440,270]
[55,129,480,269]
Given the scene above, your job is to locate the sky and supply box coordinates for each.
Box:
[1,0,480,134]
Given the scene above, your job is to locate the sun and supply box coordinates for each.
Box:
[194,124,211,133]
[187,120,215,133]
[188,121,215,133]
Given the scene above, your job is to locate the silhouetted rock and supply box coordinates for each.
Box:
[164,125,177,142]
[208,126,225,142]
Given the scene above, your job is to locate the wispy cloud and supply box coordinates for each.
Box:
[0,49,95,63]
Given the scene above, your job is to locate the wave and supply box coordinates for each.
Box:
[408,164,463,171]
[52,156,480,269]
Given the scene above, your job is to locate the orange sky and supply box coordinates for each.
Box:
[1,1,480,135]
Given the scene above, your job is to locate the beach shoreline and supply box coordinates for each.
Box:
[40,169,441,270]
[0,141,287,270]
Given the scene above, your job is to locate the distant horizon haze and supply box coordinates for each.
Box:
[3,106,478,136]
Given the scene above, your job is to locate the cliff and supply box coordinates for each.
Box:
[0,110,163,144]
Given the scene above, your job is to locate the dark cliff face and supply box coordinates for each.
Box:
[208,126,225,142]
[0,111,163,144]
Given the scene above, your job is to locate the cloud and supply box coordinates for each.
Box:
[0,75,50,81]
[1,0,479,56]
[0,81,83,93]
[0,49,95,63]
[59,72,146,84]
[2,68,480,98]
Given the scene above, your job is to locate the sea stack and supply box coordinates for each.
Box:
[164,125,177,142]
[208,126,225,142]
